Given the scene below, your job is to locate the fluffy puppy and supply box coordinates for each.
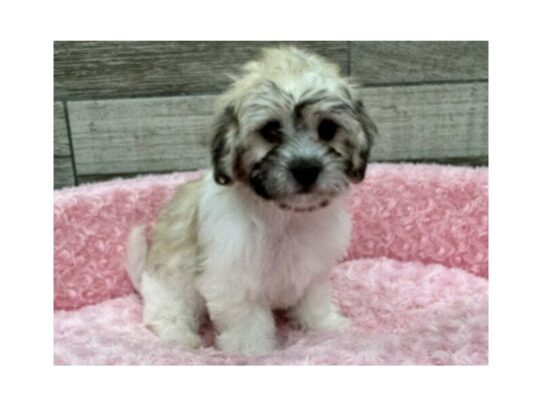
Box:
[127,47,377,355]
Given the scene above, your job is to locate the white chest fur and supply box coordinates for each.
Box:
[197,174,351,309]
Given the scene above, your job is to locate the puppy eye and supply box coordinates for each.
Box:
[318,119,339,141]
[259,120,282,143]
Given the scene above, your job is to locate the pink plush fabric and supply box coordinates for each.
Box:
[54,164,488,365]
[345,165,488,278]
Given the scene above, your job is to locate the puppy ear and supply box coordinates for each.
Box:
[211,105,238,185]
[356,100,378,147]
[347,100,377,183]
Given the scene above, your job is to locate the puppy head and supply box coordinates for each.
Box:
[211,47,377,212]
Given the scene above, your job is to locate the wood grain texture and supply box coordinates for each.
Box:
[68,82,487,177]
[54,157,75,189]
[54,41,348,100]
[363,82,488,161]
[68,95,216,175]
[77,155,489,185]
[381,156,488,167]
[54,102,75,188]
[351,41,488,84]
[54,102,70,156]
[77,171,172,185]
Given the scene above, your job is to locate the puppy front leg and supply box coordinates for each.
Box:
[290,274,350,331]
[208,299,276,356]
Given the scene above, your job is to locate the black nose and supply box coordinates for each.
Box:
[289,159,322,190]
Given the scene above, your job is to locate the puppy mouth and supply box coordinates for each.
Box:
[274,190,334,212]
[249,169,338,211]
[276,199,330,212]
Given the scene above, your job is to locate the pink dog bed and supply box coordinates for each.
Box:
[54,164,488,365]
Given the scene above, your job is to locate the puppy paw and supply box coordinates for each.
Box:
[217,331,276,356]
[292,309,351,332]
[171,331,203,349]
[312,312,351,331]
[146,321,202,350]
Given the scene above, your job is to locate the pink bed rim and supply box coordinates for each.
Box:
[54,163,488,365]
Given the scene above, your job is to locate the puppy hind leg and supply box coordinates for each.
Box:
[126,225,147,293]
[141,272,205,349]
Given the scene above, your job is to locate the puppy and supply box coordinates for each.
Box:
[127,47,377,355]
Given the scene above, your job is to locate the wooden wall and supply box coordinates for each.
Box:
[54,41,488,188]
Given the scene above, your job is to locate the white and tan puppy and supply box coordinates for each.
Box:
[127,47,377,355]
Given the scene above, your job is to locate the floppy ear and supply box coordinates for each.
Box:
[356,100,378,147]
[211,105,238,185]
[347,100,378,183]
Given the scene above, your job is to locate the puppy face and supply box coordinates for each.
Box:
[211,47,377,212]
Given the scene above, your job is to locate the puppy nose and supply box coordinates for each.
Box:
[290,159,322,189]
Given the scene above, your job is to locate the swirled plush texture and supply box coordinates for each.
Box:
[345,165,488,277]
[54,163,487,365]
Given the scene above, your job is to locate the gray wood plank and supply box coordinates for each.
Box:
[54,101,75,188]
[68,82,487,177]
[68,95,216,175]
[364,82,488,161]
[77,171,172,185]
[380,156,488,167]
[54,102,70,156]
[55,41,348,100]
[54,157,75,189]
[78,154,488,185]
[351,41,488,84]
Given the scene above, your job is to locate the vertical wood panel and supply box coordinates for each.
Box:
[54,158,76,189]
[54,102,75,188]
[54,102,70,156]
